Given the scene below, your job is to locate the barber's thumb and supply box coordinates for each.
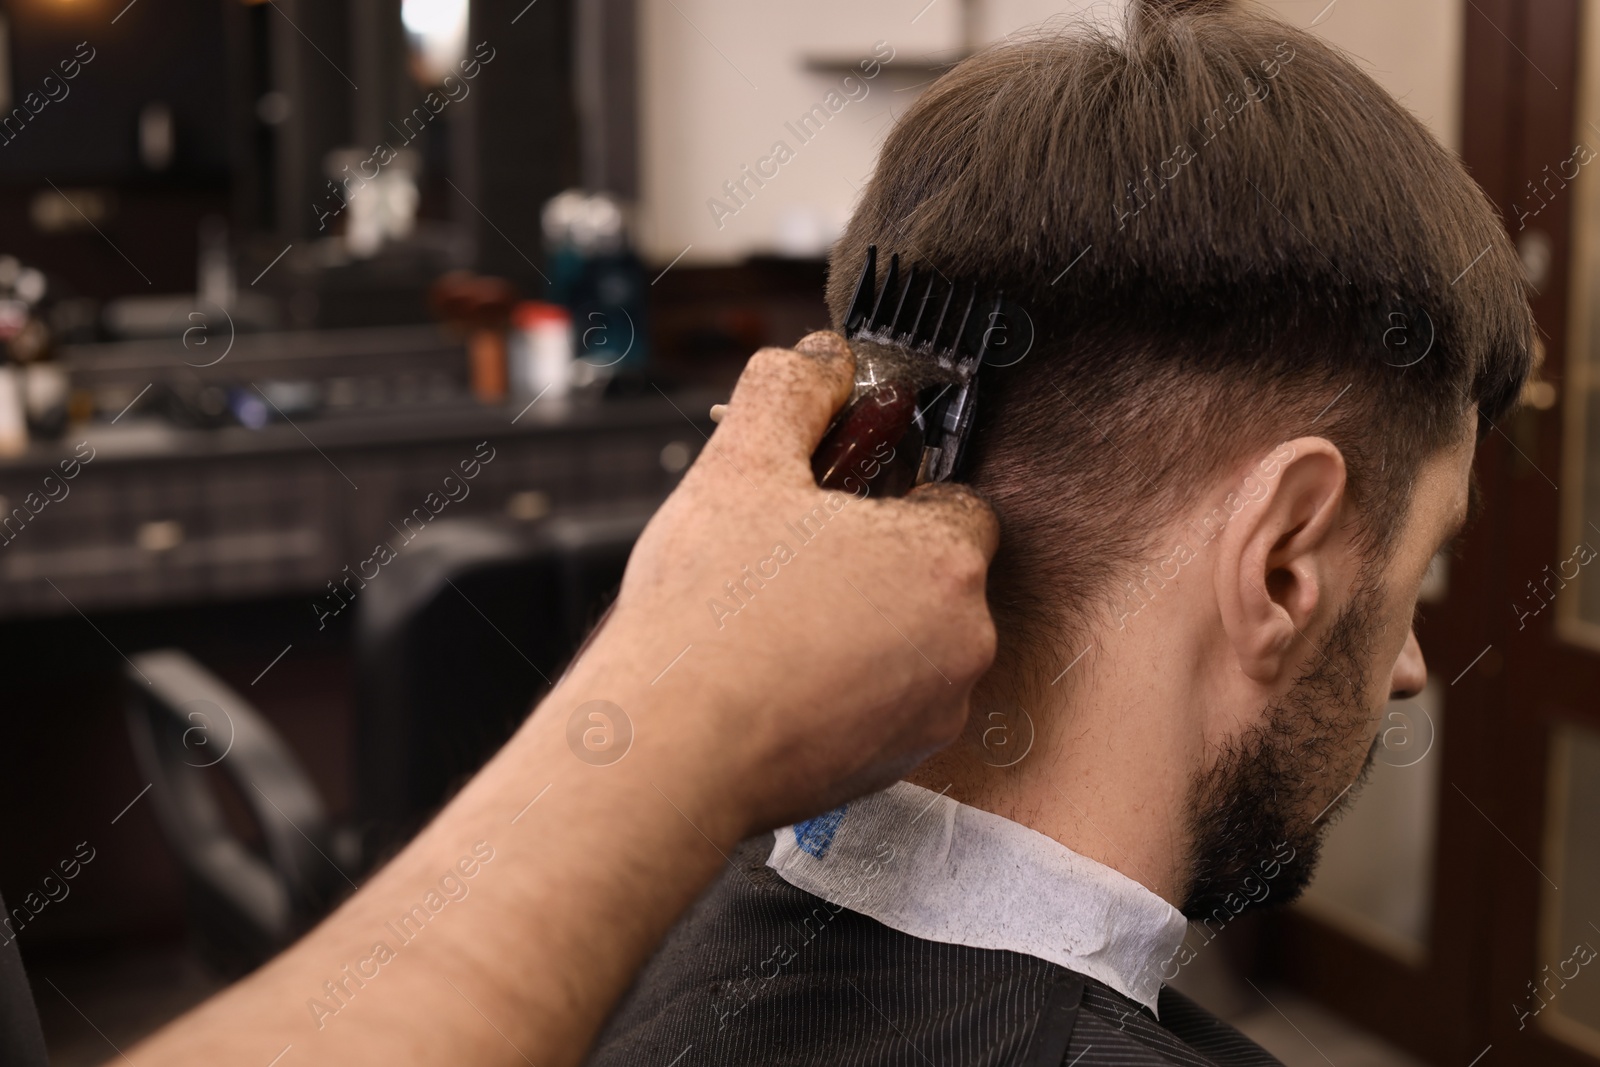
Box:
[717,332,856,471]
[904,481,1001,562]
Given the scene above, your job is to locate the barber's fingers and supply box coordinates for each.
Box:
[904,481,1001,563]
[715,331,856,474]
[899,482,1001,684]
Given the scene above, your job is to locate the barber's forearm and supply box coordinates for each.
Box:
[128,647,742,1066]
[122,333,1000,1066]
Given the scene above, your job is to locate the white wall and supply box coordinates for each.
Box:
[1253,0,1461,151]
[636,0,1463,263]
[637,0,956,265]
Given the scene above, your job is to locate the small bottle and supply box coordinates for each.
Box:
[0,367,25,456]
[510,302,574,401]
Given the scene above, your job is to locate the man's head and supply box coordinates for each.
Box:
[855,2,1531,915]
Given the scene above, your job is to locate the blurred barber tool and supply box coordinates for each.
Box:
[429,271,519,403]
[542,190,649,381]
[810,246,1009,497]
[0,254,67,452]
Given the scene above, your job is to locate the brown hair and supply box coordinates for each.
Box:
[826,2,1534,673]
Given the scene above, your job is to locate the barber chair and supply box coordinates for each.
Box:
[124,648,355,974]
[351,507,647,854]
[124,507,647,975]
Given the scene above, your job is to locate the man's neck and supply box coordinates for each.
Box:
[905,636,1212,910]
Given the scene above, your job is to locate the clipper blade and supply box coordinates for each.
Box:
[839,246,1010,483]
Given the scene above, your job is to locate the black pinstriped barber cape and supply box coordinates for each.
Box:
[588,782,1283,1067]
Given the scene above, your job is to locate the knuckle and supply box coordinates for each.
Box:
[952,543,991,587]
[794,330,852,365]
[944,612,996,682]
[970,615,998,669]
[929,542,989,594]
[753,345,808,380]
[731,347,796,396]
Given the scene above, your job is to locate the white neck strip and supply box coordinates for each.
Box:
[767,780,1187,1013]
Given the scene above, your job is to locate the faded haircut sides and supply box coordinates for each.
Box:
[825,0,1534,677]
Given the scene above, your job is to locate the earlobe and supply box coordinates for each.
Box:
[1213,438,1349,685]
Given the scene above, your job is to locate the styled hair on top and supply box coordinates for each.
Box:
[826,1,1534,673]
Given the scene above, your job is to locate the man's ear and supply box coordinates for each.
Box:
[1213,437,1349,685]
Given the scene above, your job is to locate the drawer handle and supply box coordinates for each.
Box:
[137,520,184,552]
[660,440,693,473]
[506,491,550,522]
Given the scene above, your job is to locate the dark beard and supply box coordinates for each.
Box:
[1179,577,1384,920]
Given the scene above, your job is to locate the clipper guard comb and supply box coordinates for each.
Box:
[811,246,1006,497]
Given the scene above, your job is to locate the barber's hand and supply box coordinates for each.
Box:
[571,331,999,837]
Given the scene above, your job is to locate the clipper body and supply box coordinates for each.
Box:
[811,247,1005,497]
